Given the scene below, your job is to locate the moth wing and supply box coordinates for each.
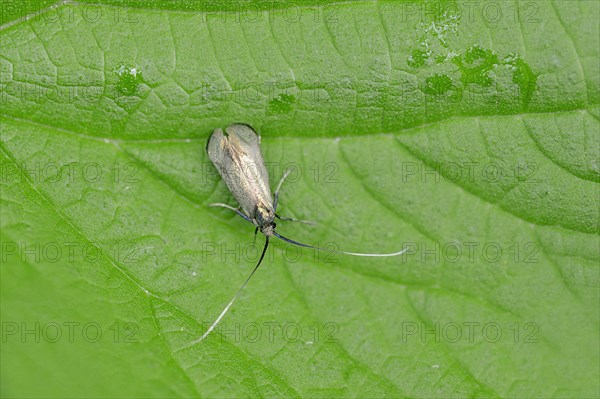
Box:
[226,124,270,187]
[225,124,272,204]
[207,124,268,182]
[206,127,230,175]
[206,124,272,217]
[227,123,260,148]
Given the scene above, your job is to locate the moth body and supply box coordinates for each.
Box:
[206,124,276,235]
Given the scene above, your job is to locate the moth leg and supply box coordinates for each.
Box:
[209,203,253,223]
[253,227,259,245]
[273,168,292,212]
[275,214,316,225]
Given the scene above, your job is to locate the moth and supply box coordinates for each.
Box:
[195,123,405,343]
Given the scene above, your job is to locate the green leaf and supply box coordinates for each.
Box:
[1,1,598,397]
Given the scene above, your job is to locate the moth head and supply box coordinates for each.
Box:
[260,223,276,237]
[256,205,275,235]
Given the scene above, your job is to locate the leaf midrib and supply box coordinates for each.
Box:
[2,105,598,142]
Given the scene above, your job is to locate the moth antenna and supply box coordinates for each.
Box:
[192,237,270,344]
[272,231,406,257]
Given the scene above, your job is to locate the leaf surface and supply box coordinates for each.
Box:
[1,1,598,397]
